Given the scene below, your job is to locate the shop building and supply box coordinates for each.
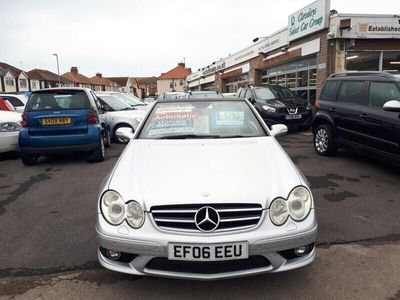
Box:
[186,0,400,105]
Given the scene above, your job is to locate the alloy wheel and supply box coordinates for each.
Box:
[315,128,329,153]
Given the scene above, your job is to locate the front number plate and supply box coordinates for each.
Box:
[168,242,249,261]
[285,114,302,120]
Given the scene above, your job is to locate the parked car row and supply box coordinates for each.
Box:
[0,88,150,165]
[0,94,28,113]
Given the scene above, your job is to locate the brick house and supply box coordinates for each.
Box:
[62,67,92,88]
[27,68,74,90]
[157,63,192,94]
[89,73,120,92]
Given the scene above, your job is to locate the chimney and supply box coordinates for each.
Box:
[71,67,78,74]
[178,62,185,67]
[96,72,102,78]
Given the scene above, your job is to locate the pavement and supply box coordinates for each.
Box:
[0,132,399,299]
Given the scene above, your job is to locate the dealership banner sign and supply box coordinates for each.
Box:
[288,0,330,41]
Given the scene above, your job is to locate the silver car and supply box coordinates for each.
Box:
[95,94,146,144]
[96,98,317,280]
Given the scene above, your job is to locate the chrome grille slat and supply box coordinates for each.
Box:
[153,218,194,223]
[151,203,263,233]
[158,224,257,233]
[152,210,198,214]
[219,216,260,223]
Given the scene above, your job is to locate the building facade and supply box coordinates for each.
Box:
[0,62,30,92]
[187,0,400,105]
[0,69,17,93]
[62,67,92,88]
[27,68,73,90]
[157,63,192,94]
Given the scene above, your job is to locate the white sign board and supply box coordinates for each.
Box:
[288,0,330,41]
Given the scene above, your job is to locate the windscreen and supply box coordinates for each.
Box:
[27,91,90,111]
[98,95,132,111]
[269,86,296,98]
[116,94,144,106]
[139,100,267,139]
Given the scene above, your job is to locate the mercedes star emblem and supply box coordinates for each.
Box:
[194,206,220,232]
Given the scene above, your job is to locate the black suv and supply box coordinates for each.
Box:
[236,85,312,129]
[312,71,400,166]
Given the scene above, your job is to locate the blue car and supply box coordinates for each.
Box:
[19,88,110,165]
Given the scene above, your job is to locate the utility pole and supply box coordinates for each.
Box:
[53,53,61,87]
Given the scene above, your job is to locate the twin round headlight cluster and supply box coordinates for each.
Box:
[100,190,144,228]
[269,186,312,226]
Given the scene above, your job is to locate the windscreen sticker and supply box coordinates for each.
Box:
[151,119,193,129]
[148,126,195,136]
[155,106,193,114]
[212,111,245,127]
[153,112,198,121]
[147,111,199,136]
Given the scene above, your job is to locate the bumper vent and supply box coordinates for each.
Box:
[146,256,270,274]
[151,203,263,233]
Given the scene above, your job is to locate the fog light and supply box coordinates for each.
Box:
[294,246,308,257]
[107,250,121,260]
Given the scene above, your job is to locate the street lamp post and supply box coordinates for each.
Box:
[53,53,60,87]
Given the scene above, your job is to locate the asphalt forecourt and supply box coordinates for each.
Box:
[0,133,399,299]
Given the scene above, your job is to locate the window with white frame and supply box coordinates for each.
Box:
[19,78,27,88]
[5,76,14,86]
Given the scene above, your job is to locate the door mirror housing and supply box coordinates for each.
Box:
[383,100,400,112]
[115,127,134,141]
[270,124,288,138]
[246,97,256,104]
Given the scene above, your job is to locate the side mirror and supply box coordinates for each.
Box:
[246,97,255,104]
[383,100,400,112]
[270,124,288,138]
[116,127,134,141]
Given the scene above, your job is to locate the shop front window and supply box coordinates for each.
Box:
[382,51,400,72]
[277,74,286,86]
[286,72,296,88]
[346,51,380,71]
[309,69,317,86]
[297,70,308,87]
[260,55,317,105]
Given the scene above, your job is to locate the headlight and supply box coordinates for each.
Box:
[126,201,145,228]
[262,105,276,113]
[307,103,312,110]
[100,190,145,228]
[269,198,289,225]
[101,190,125,225]
[269,186,312,225]
[0,122,22,132]
[288,186,312,221]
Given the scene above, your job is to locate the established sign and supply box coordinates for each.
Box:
[288,0,330,41]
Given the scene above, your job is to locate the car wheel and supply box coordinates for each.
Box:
[20,152,38,166]
[113,125,132,144]
[87,137,105,163]
[314,124,336,156]
[104,127,111,148]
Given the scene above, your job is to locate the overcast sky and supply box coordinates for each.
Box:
[0,0,398,77]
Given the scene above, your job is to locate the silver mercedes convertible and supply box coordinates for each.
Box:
[96,98,317,280]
